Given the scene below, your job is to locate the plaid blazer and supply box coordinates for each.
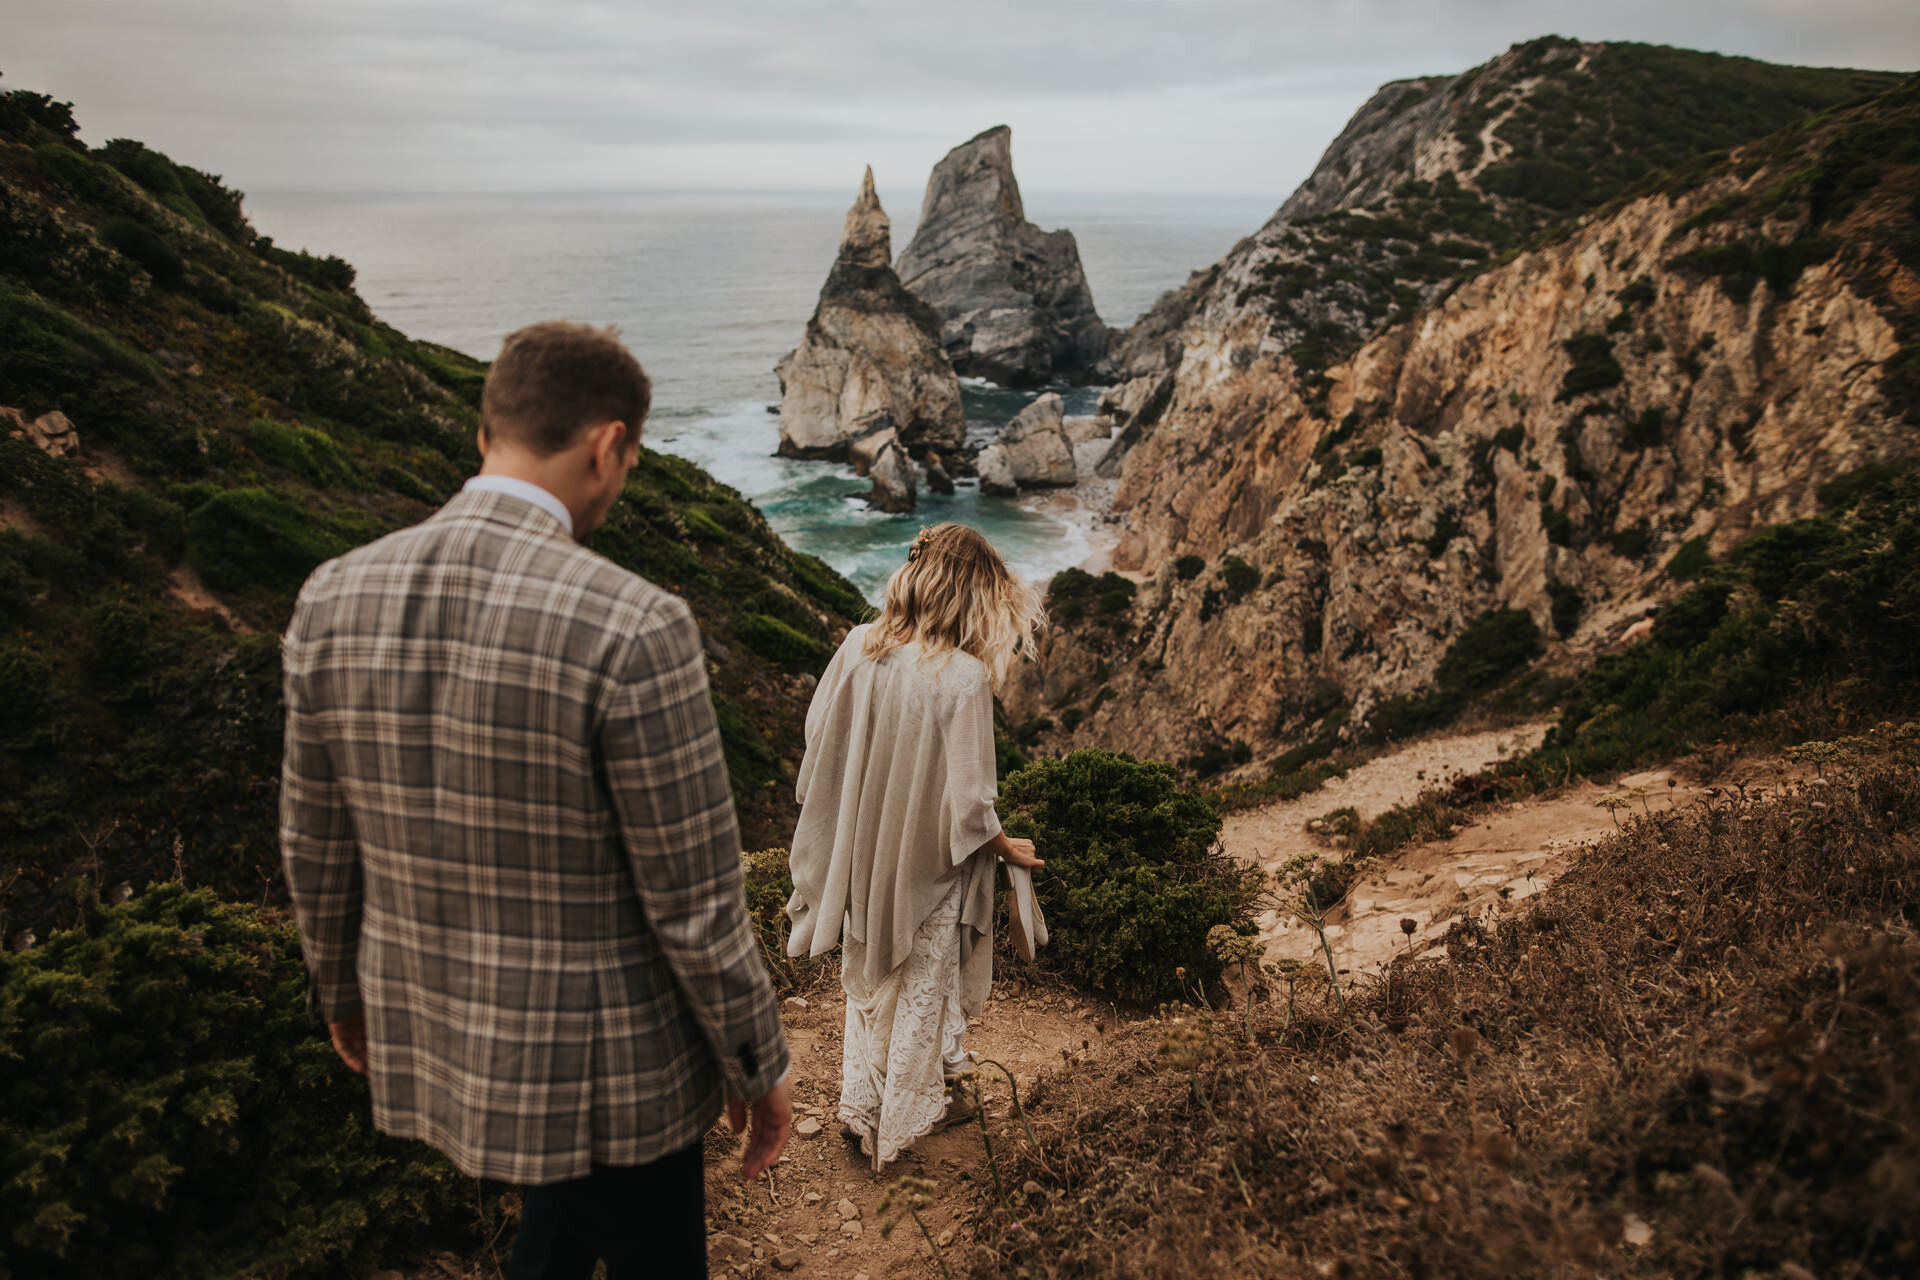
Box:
[280,488,789,1184]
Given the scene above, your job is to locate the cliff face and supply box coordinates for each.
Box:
[1008,71,1920,766]
[896,126,1113,386]
[775,167,963,477]
[1101,40,1905,565]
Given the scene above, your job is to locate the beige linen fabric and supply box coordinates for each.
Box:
[784,623,1001,1001]
[280,488,789,1185]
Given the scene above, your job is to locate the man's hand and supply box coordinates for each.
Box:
[328,1013,368,1074]
[727,1077,793,1181]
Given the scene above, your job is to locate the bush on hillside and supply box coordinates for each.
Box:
[998,751,1257,1004]
[0,884,478,1279]
[185,487,349,593]
[1366,607,1542,741]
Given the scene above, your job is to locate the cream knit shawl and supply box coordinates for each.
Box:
[785,624,1001,996]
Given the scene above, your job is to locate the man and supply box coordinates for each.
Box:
[280,321,791,1280]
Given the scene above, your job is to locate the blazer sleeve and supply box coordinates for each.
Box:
[600,596,790,1101]
[279,582,364,1023]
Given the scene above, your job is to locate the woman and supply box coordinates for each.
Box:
[785,523,1046,1170]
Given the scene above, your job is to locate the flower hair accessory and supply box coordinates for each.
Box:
[906,526,936,562]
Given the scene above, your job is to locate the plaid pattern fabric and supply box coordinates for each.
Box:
[280,489,788,1184]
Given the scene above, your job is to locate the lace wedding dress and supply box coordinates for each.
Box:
[838,878,976,1169]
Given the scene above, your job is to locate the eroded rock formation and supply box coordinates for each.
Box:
[1008,64,1920,766]
[776,168,962,468]
[896,126,1113,386]
[976,391,1077,492]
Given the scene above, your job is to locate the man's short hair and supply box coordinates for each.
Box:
[481,321,652,455]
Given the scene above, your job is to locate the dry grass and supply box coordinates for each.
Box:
[958,746,1920,1279]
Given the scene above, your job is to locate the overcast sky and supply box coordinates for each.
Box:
[8,1,1918,202]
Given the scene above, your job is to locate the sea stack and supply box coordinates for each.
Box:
[775,168,963,477]
[896,126,1113,386]
[975,391,1077,492]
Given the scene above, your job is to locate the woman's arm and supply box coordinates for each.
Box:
[977,829,1044,869]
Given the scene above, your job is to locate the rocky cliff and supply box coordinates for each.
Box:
[775,166,962,488]
[897,126,1113,386]
[1009,60,1920,767]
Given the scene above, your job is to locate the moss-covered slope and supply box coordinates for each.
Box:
[0,79,864,936]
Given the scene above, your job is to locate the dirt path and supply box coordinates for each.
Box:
[1219,724,1720,978]
[701,978,1109,1278]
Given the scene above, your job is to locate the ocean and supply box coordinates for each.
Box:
[244,186,1274,600]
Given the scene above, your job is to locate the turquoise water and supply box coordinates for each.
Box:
[245,186,1273,599]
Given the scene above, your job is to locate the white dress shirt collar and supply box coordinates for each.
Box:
[461,475,575,538]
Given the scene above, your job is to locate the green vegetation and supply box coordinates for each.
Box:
[1556,330,1624,400]
[0,884,480,1279]
[1238,41,1900,382]
[1666,235,1839,303]
[1365,608,1542,741]
[1218,555,1260,599]
[1172,554,1205,581]
[1666,535,1713,580]
[1046,567,1136,626]
[998,752,1258,1004]
[0,82,865,933]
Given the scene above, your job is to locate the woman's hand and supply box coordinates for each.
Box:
[982,831,1044,869]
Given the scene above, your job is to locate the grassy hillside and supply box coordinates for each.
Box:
[0,77,865,938]
[1244,37,1905,394]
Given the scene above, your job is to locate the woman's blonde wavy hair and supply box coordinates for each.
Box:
[863,523,1044,687]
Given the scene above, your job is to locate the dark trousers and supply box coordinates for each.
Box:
[507,1141,707,1280]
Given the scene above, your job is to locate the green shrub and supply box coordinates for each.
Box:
[998,751,1255,1004]
[1173,555,1205,581]
[1542,504,1575,546]
[1219,555,1260,598]
[245,419,358,488]
[1437,608,1542,692]
[732,612,829,670]
[0,640,57,747]
[1556,331,1624,401]
[1368,608,1543,741]
[185,487,347,593]
[0,884,477,1279]
[99,217,184,290]
[1624,406,1665,449]
[1666,535,1713,580]
[1547,579,1584,637]
[1047,567,1138,627]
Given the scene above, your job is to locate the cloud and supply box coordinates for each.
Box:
[6,0,1917,197]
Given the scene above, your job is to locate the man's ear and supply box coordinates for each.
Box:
[587,419,628,475]
[476,426,490,462]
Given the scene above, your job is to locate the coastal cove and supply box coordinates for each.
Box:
[244,186,1273,598]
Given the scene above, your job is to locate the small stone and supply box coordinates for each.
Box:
[802,1190,824,1206]
[709,1233,754,1263]
[840,1220,864,1238]
[783,996,810,1012]
[936,1228,955,1247]
[795,1117,823,1137]
[772,1249,804,1271]
[1623,1214,1653,1247]
[836,1198,860,1220]
[796,1232,818,1245]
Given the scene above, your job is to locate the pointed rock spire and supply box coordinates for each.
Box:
[839,165,892,270]
[773,169,963,479]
